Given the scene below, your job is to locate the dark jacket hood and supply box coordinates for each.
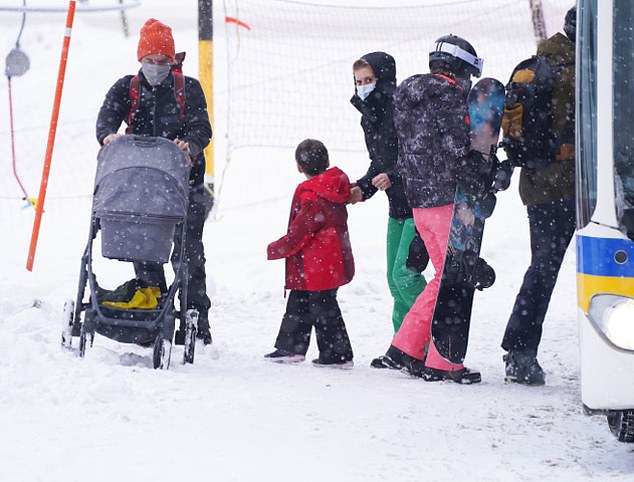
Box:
[350,52,397,121]
[298,167,350,204]
[361,51,396,95]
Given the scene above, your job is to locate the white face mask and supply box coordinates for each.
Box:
[141,63,171,86]
[356,82,376,101]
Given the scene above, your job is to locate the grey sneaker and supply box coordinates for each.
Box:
[504,351,545,386]
[264,349,305,363]
[311,358,354,368]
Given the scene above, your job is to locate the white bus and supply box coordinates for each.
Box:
[576,0,634,442]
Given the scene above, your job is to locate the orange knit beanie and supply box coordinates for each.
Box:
[137,18,175,61]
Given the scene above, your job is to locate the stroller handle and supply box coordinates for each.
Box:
[130,135,162,149]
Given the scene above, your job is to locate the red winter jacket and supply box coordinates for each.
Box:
[267,167,355,291]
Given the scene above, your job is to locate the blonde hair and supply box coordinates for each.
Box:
[352,58,371,72]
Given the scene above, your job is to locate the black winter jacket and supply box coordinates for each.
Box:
[350,52,412,219]
[394,73,474,208]
[96,69,212,186]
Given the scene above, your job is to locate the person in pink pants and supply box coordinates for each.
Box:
[391,206,454,368]
[370,34,487,384]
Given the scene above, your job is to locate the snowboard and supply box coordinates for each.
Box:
[430,77,505,364]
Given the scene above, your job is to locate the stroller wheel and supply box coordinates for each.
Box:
[153,335,172,370]
[183,309,198,365]
[61,299,75,348]
[78,325,93,359]
[79,329,87,358]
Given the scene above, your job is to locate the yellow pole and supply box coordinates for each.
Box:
[198,0,214,183]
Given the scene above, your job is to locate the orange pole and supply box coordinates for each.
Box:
[26,0,77,271]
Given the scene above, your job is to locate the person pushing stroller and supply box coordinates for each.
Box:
[96,18,213,344]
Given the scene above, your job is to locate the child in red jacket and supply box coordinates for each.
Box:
[265,139,355,367]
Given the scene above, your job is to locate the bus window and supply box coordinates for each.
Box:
[577,0,598,229]
[614,0,634,239]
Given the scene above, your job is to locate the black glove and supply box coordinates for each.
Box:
[405,229,429,273]
[493,160,514,192]
[443,250,496,290]
[460,150,492,198]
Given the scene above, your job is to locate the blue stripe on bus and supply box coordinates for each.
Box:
[577,235,634,277]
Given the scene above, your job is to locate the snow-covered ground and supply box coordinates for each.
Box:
[1,1,633,480]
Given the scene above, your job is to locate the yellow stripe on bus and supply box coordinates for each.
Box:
[577,272,634,312]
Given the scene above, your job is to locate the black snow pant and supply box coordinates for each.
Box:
[274,289,353,363]
[501,198,575,356]
[134,184,212,329]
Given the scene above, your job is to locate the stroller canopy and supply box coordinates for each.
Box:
[92,135,192,263]
[93,135,190,221]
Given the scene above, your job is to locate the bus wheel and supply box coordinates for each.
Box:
[607,410,634,443]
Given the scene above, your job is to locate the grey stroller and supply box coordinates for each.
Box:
[61,135,198,369]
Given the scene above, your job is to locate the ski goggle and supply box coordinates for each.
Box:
[430,41,484,77]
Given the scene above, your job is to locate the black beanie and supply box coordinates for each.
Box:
[564,6,576,41]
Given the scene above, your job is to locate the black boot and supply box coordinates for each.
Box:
[371,345,426,376]
[196,316,213,345]
[421,366,481,384]
[503,351,545,385]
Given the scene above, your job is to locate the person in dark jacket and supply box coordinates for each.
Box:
[500,6,577,386]
[264,139,355,367]
[373,34,488,384]
[348,52,427,340]
[96,18,213,344]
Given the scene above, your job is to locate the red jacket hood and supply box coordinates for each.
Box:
[297,167,351,204]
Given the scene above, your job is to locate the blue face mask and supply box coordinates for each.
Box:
[141,62,171,86]
[356,82,376,101]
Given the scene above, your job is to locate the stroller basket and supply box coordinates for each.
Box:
[85,304,168,345]
[92,136,190,263]
[92,303,163,325]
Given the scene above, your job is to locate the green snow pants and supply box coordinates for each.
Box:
[386,216,427,332]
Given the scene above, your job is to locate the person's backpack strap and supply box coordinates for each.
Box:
[126,75,140,135]
[172,51,187,120]
[126,71,186,134]
[173,71,186,120]
[173,51,186,74]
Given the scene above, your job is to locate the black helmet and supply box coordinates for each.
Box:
[564,6,576,41]
[429,34,483,78]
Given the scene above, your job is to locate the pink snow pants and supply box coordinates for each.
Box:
[391,204,464,371]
